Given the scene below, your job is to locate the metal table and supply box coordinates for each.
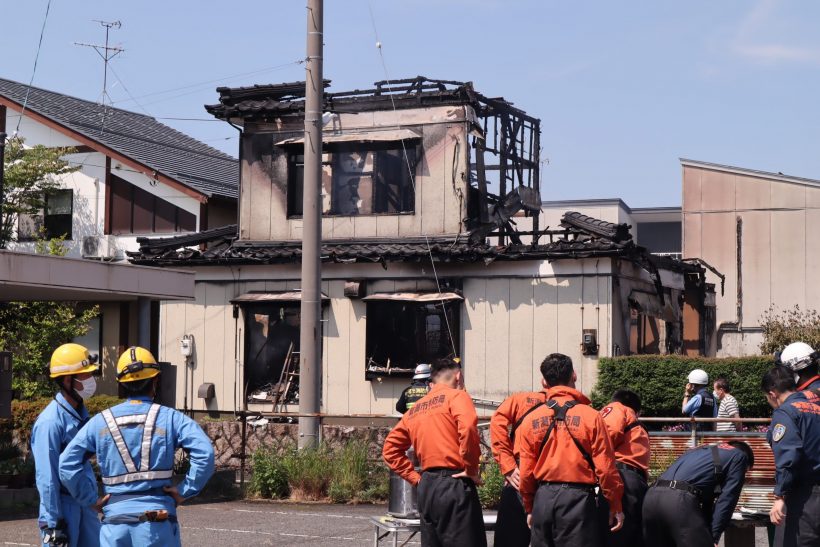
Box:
[372,513,497,546]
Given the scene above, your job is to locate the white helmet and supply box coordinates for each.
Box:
[413,364,432,380]
[778,342,818,372]
[687,369,709,385]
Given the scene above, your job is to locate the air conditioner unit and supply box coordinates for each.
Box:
[82,235,119,260]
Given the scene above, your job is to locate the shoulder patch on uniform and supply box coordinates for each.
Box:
[601,406,613,418]
[772,423,786,442]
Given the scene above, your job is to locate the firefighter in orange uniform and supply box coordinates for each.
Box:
[489,386,548,546]
[382,357,486,547]
[517,353,624,547]
[599,389,650,547]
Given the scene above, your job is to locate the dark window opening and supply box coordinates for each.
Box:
[243,304,301,402]
[108,174,196,235]
[16,189,73,241]
[287,144,417,217]
[629,309,661,355]
[365,300,460,379]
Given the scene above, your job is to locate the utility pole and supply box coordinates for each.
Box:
[298,0,323,449]
[75,20,123,106]
[0,104,6,248]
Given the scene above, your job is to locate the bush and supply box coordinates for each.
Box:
[9,395,122,446]
[249,441,391,503]
[250,447,289,499]
[328,441,369,503]
[358,465,389,504]
[282,445,333,501]
[591,355,774,418]
[760,305,820,354]
[477,460,505,509]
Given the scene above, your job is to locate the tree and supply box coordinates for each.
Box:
[0,301,99,399]
[1,136,78,248]
[0,138,96,396]
[759,305,820,354]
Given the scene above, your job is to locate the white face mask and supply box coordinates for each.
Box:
[713,391,720,399]
[75,376,97,400]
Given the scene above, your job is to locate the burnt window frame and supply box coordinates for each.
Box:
[241,302,302,400]
[286,141,419,218]
[364,299,460,380]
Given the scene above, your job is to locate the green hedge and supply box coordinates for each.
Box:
[1,395,123,446]
[590,355,775,418]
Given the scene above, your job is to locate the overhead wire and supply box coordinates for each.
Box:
[112,60,306,108]
[15,0,53,134]
[366,1,457,354]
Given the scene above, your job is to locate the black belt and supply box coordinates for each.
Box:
[423,467,462,476]
[538,481,596,493]
[654,479,703,500]
[616,462,648,480]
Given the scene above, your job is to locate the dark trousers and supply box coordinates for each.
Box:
[642,485,713,547]
[493,483,530,547]
[599,465,648,547]
[775,485,820,547]
[417,469,486,547]
[530,483,600,547]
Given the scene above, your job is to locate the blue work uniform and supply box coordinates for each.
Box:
[642,443,750,546]
[767,391,820,546]
[59,396,215,547]
[31,393,100,547]
[683,388,717,431]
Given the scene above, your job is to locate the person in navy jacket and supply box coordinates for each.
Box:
[642,441,753,546]
[762,366,820,547]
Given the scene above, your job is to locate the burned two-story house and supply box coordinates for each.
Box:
[130,77,716,419]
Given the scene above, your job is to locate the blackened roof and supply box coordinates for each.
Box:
[127,212,650,267]
[206,76,537,123]
[0,78,238,199]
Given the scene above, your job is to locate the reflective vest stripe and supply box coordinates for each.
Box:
[101,469,174,485]
[115,415,147,426]
[141,404,160,472]
[102,409,138,474]
[102,404,171,486]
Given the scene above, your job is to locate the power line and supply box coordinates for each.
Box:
[111,60,305,107]
[106,62,152,117]
[16,0,53,134]
[366,0,457,352]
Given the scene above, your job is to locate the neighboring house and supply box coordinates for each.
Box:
[129,77,715,418]
[682,158,820,356]
[0,78,238,390]
[0,77,238,260]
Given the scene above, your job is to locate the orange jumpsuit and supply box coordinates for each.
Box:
[600,401,650,473]
[517,386,624,514]
[490,390,548,475]
[383,383,486,547]
[489,390,548,547]
[600,401,650,547]
[383,383,481,485]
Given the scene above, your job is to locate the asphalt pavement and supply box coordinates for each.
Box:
[0,499,770,546]
[0,500,426,546]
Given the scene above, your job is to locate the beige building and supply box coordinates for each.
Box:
[131,79,714,419]
[682,158,820,356]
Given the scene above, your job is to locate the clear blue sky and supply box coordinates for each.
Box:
[3,0,819,207]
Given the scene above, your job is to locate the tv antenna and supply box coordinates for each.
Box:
[75,20,124,106]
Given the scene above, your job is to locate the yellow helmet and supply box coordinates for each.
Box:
[49,343,99,378]
[116,346,160,383]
